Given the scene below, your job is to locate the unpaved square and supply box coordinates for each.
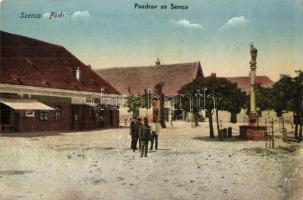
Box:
[0,122,302,200]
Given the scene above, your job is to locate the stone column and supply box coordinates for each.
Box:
[250,69,256,113]
[249,45,258,126]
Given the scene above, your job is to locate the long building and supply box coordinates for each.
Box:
[96,60,203,96]
[0,31,120,134]
[96,60,204,121]
[226,76,273,93]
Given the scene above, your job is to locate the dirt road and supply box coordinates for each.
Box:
[0,122,302,200]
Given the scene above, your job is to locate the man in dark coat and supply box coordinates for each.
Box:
[130,116,138,152]
[139,117,151,157]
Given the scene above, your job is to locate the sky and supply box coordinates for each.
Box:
[1,0,303,81]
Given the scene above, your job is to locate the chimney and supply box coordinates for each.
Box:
[76,66,81,81]
[155,58,161,66]
[211,73,216,78]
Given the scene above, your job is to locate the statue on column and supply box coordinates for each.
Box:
[250,45,257,70]
[239,44,266,140]
[152,82,166,128]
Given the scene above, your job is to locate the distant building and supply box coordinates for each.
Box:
[221,75,277,123]
[226,76,273,93]
[0,31,120,134]
[96,61,203,96]
[95,61,203,121]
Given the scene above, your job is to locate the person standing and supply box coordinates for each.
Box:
[150,122,160,150]
[139,117,151,157]
[130,116,137,152]
[135,117,142,150]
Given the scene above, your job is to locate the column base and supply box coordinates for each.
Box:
[240,125,266,141]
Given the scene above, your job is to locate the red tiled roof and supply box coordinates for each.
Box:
[226,76,273,93]
[95,62,203,96]
[0,31,119,94]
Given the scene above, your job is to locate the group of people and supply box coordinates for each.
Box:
[129,116,160,157]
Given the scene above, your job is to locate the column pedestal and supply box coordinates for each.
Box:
[240,113,266,140]
[239,45,266,141]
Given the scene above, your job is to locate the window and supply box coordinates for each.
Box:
[39,111,49,121]
[55,106,62,121]
[25,111,35,117]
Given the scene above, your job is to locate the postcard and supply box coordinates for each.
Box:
[0,0,302,199]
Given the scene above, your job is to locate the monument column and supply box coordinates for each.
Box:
[249,45,258,126]
[239,44,266,140]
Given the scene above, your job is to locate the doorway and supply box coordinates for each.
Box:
[109,110,114,126]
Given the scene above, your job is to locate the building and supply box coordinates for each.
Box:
[0,31,120,134]
[226,76,273,93]
[219,75,283,123]
[95,60,204,121]
[96,61,203,96]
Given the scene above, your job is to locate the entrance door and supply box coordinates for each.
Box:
[14,112,19,132]
[109,110,114,126]
[0,103,10,124]
[0,103,14,132]
[72,105,80,131]
[95,111,104,129]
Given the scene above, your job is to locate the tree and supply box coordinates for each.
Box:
[176,79,201,126]
[294,71,303,141]
[125,94,140,117]
[179,76,247,138]
[142,89,152,117]
[229,87,247,123]
[272,71,303,141]
[125,89,151,117]
[255,84,274,116]
[204,77,246,134]
[152,82,166,128]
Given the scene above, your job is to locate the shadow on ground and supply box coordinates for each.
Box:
[0,170,34,176]
[192,136,246,142]
[1,132,63,138]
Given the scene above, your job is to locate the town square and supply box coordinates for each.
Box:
[1,0,303,199]
[0,122,302,200]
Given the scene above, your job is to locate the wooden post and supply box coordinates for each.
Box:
[243,108,246,124]
[282,128,287,142]
[190,111,194,128]
[271,119,275,149]
[265,119,268,148]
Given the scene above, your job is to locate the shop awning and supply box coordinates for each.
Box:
[0,98,54,110]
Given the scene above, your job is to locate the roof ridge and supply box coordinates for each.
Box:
[0,30,120,94]
[0,30,64,49]
[226,75,270,78]
[96,61,201,71]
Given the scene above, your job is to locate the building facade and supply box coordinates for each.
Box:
[95,60,204,123]
[0,31,120,134]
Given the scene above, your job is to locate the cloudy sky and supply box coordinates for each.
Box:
[1,0,303,81]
